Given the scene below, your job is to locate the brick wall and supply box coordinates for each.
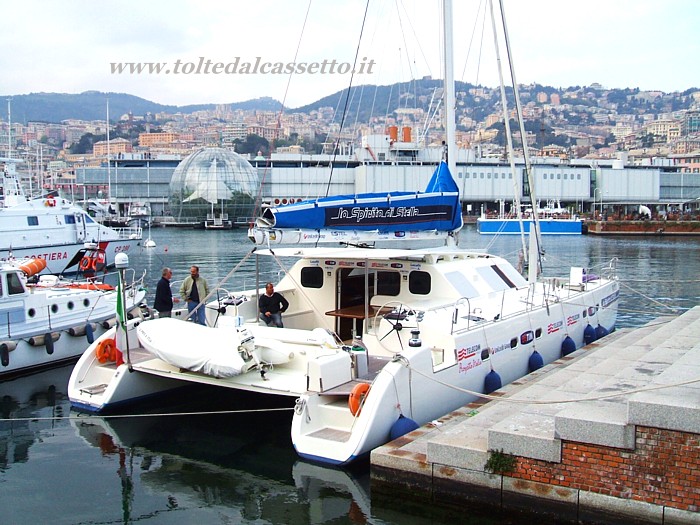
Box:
[508,426,700,512]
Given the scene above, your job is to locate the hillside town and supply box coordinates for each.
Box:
[3,83,700,171]
[1,83,700,224]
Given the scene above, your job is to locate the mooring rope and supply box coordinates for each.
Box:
[0,406,294,423]
[400,357,700,406]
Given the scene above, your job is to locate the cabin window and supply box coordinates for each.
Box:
[51,304,59,313]
[7,273,24,295]
[510,337,518,348]
[535,328,542,338]
[65,215,76,224]
[27,216,39,226]
[408,271,431,295]
[376,271,400,296]
[520,330,534,345]
[28,308,36,317]
[85,215,96,224]
[475,265,524,292]
[481,348,490,361]
[300,266,323,288]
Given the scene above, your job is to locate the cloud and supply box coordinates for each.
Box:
[1,0,697,110]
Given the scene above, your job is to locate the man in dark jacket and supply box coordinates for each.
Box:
[154,267,179,317]
[258,282,289,327]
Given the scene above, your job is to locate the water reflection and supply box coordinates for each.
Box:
[2,229,699,524]
[0,365,68,470]
[71,396,377,524]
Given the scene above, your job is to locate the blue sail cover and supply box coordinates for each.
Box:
[261,161,462,233]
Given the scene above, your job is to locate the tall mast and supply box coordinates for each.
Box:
[442,0,456,176]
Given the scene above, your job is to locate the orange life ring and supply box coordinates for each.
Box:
[79,257,99,272]
[45,198,56,207]
[348,382,370,416]
[95,338,117,363]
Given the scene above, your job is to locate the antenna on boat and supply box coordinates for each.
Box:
[106,98,111,211]
[6,97,11,159]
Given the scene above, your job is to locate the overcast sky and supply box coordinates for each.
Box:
[2,0,698,109]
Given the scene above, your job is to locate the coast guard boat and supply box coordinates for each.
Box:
[1,159,142,274]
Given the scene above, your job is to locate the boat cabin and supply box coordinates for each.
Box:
[237,247,529,343]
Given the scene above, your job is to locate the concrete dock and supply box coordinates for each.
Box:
[371,307,700,525]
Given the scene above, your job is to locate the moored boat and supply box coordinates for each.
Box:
[0,255,148,377]
[67,0,619,467]
[67,164,619,465]
[477,200,583,235]
[0,159,143,274]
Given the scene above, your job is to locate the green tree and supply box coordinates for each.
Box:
[234,134,270,156]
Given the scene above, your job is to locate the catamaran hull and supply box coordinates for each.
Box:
[68,328,185,413]
[291,284,618,466]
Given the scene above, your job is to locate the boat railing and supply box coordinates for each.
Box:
[112,226,143,240]
[451,297,472,334]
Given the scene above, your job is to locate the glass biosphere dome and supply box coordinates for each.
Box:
[169,147,259,221]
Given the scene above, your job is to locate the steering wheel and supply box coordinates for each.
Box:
[372,300,421,354]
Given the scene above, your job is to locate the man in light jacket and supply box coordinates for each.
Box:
[179,265,210,325]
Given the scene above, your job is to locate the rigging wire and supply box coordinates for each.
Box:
[251,0,314,219]
[324,0,371,198]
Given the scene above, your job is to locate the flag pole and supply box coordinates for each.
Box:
[114,252,131,368]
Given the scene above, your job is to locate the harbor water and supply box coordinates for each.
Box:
[1,227,699,524]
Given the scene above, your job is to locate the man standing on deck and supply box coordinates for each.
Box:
[179,265,210,325]
[154,267,179,317]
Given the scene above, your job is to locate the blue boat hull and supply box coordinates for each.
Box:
[477,218,582,235]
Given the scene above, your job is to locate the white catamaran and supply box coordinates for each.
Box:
[67,0,619,466]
